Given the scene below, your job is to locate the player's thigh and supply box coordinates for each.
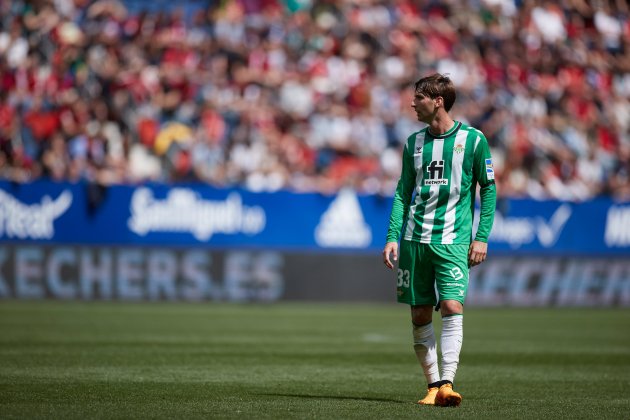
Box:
[430,244,469,305]
[397,240,436,306]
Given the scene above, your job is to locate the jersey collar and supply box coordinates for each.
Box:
[427,121,461,139]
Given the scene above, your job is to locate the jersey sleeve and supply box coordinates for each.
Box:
[473,133,496,243]
[386,136,417,243]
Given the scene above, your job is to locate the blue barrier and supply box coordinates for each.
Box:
[1,181,629,256]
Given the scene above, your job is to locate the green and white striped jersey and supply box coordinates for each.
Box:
[386,121,496,245]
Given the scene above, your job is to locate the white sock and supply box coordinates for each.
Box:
[440,315,463,383]
[412,322,440,385]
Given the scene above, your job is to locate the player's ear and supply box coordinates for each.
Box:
[435,96,444,108]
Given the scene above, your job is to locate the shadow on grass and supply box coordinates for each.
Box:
[258,392,409,404]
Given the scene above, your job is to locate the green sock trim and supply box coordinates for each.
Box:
[412,320,432,327]
[442,313,463,318]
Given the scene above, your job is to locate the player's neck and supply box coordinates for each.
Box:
[427,114,455,136]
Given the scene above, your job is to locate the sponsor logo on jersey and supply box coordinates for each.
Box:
[485,158,495,180]
[453,144,464,154]
[425,179,448,185]
[425,160,448,185]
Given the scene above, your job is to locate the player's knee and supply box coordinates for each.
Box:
[440,300,463,316]
[411,305,433,325]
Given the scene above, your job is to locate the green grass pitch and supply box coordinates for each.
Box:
[1,302,629,419]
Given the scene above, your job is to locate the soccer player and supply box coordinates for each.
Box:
[382,74,496,407]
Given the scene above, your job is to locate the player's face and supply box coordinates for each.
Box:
[411,90,439,123]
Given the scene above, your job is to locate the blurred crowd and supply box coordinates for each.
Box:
[0,0,629,201]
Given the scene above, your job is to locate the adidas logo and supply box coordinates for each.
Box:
[315,189,372,248]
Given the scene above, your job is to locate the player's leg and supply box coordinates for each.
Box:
[434,300,464,407]
[439,300,464,385]
[397,240,440,404]
[411,305,440,404]
[430,244,469,407]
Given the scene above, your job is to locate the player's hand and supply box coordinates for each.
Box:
[383,242,398,270]
[468,240,488,267]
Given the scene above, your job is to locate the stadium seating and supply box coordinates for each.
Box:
[0,0,628,200]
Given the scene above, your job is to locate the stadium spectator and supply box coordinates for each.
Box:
[0,0,628,201]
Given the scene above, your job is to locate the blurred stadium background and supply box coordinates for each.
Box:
[0,0,629,418]
[0,0,628,304]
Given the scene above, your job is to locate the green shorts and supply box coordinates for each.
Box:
[396,240,469,306]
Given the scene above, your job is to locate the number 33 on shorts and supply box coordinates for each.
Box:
[397,269,410,288]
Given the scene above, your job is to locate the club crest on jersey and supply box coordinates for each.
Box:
[485,158,495,180]
[453,144,464,154]
[425,160,448,185]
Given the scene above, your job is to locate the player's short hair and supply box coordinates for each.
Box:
[414,74,456,112]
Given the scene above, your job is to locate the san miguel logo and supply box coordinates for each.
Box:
[424,160,448,185]
[128,188,266,240]
[453,144,464,154]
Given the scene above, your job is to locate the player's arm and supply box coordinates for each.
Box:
[469,134,497,267]
[384,138,416,269]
